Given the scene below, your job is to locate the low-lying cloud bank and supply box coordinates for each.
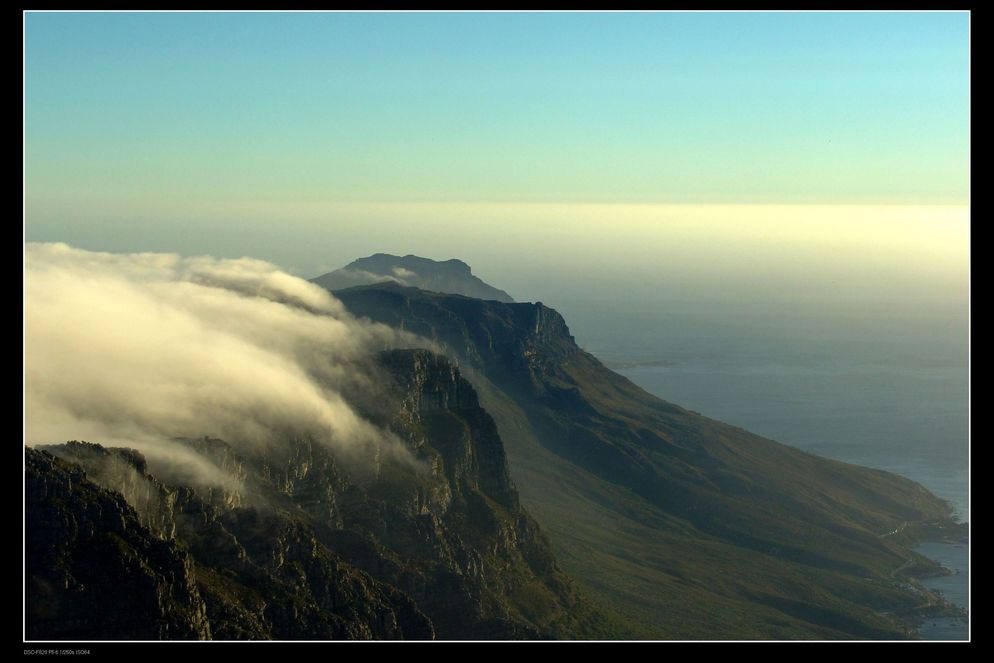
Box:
[25,243,426,477]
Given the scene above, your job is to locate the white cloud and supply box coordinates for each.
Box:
[332,267,413,287]
[25,243,428,481]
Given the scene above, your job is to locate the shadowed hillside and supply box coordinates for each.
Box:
[26,350,621,640]
[332,280,965,639]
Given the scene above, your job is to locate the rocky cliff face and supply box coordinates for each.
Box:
[362,349,583,638]
[25,449,211,640]
[379,348,519,508]
[30,438,430,640]
[336,283,577,375]
[26,349,596,640]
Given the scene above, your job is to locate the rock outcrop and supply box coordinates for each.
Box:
[25,449,211,640]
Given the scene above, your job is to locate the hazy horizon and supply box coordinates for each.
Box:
[25,201,970,368]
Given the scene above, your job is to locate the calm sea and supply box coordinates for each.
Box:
[583,320,969,641]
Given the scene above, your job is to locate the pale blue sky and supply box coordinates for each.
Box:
[25,11,969,208]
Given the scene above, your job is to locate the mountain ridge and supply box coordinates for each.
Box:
[24,254,965,640]
[311,254,515,303]
[331,277,965,639]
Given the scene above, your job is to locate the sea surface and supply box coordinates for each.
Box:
[914,540,970,641]
[585,325,969,641]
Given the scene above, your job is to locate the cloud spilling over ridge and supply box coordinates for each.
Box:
[25,243,427,473]
[333,267,419,288]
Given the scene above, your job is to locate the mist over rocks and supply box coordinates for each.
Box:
[25,447,212,640]
[26,348,602,640]
[24,242,435,484]
[23,243,604,640]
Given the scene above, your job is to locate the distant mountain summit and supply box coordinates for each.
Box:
[311,254,514,303]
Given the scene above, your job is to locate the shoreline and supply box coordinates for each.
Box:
[602,355,969,641]
[892,524,969,640]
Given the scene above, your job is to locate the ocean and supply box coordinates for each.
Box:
[581,315,969,641]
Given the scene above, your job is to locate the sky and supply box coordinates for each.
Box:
[25,11,968,208]
[24,11,969,339]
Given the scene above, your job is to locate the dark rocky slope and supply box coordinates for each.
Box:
[26,349,609,640]
[25,449,211,640]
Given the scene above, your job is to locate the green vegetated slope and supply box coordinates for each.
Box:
[333,281,962,639]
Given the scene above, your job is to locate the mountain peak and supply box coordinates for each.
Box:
[311,254,513,302]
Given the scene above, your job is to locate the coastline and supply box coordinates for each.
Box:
[886,521,969,640]
[910,536,970,641]
[601,355,968,641]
